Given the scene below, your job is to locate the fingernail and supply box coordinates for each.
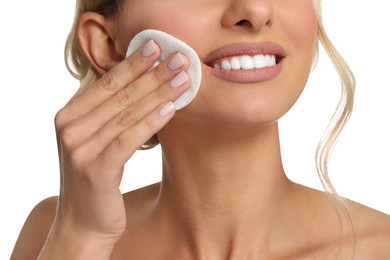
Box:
[159,102,175,117]
[170,71,189,88]
[168,53,185,71]
[141,40,157,57]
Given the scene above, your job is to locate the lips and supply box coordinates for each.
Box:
[203,42,286,83]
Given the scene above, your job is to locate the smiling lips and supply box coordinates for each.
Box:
[204,42,285,83]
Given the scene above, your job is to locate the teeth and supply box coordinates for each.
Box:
[213,54,277,70]
[240,55,255,69]
[231,57,241,70]
[221,60,231,70]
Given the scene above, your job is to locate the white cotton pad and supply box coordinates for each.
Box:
[126,29,202,110]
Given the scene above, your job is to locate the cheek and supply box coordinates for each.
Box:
[118,2,212,52]
[273,1,318,104]
[278,1,318,55]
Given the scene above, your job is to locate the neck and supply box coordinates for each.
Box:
[155,122,294,258]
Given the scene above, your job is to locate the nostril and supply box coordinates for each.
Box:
[236,19,251,26]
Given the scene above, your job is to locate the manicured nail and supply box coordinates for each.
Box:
[141,40,157,57]
[168,53,185,71]
[170,71,189,88]
[159,102,175,117]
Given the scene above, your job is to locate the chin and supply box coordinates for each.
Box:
[183,94,291,131]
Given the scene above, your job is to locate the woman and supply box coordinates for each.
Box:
[11,0,390,259]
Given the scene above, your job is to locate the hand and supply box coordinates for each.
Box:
[42,40,190,258]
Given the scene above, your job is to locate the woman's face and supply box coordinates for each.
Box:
[116,0,318,130]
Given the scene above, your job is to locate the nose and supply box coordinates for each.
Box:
[221,0,274,32]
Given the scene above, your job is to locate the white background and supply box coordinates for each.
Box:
[1,0,389,258]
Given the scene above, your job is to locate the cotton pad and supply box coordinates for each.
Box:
[126,29,202,110]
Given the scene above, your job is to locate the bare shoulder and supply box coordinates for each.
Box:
[350,201,390,258]
[291,185,390,258]
[11,196,58,260]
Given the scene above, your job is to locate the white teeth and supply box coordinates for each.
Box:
[221,59,231,70]
[240,55,255,69]
[231,57,241,70]
[254,55,267,68]
[214,54,277,70]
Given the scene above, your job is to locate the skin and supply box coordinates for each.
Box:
[11,0,390,259]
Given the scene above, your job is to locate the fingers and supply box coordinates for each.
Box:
[74,52,189,136]
[113,52,189,109]
[56,39,189,150]
[56,38,193,177]
[56,40,161,131]
[76,71,190,172]
[92,102,177,174]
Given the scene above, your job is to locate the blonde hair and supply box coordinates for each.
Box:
[65,0,356,233]
[313,0,356,236]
